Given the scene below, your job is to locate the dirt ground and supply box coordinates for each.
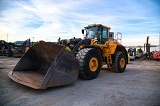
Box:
[0,56,160,106]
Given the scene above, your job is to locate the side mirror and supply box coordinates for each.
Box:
[82,29,84,34]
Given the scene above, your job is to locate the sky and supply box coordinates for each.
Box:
[0,0,160,48]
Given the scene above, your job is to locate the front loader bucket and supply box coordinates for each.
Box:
[8,42,79,89]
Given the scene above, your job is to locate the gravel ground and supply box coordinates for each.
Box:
[0,56,160,106]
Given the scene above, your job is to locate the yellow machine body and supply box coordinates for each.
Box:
[8,24,128,89]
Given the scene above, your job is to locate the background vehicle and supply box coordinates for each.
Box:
[8,24,128,89]
[13,39,31,57]
[151,51,160,60]
[127,47,136,61]
[0,40,14,57]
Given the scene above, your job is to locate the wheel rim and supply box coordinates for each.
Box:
[120,58,125,68]
[89,57,98,72]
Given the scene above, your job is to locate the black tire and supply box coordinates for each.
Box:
[112,52,127,73]
[76,48,101,80]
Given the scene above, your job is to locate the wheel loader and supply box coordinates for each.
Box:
[8,24,128,89]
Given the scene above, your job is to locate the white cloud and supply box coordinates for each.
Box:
[0,0,159,46]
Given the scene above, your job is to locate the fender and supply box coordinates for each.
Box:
[72,39,91,53]
[115,45,128,63]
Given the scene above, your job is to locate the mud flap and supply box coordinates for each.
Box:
[8,42,79,89]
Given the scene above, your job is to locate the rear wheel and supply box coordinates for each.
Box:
[112,52,127,73]
[76,48,101,80]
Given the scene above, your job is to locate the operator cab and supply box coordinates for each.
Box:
[82,24,111,44]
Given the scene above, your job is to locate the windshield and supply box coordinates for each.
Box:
[86,27,99,39]
[83,26,109,44]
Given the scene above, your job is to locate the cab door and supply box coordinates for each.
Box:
[101,27,108,44]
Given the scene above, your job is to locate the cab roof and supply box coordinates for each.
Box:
[84,24,111,29]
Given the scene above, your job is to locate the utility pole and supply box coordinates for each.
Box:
[7,33,8,42]
[32,37,34,46]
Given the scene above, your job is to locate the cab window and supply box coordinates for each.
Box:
[101,28,108,43]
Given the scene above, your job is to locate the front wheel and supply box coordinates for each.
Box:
[76,48,102,80]
[112,52,127,73]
